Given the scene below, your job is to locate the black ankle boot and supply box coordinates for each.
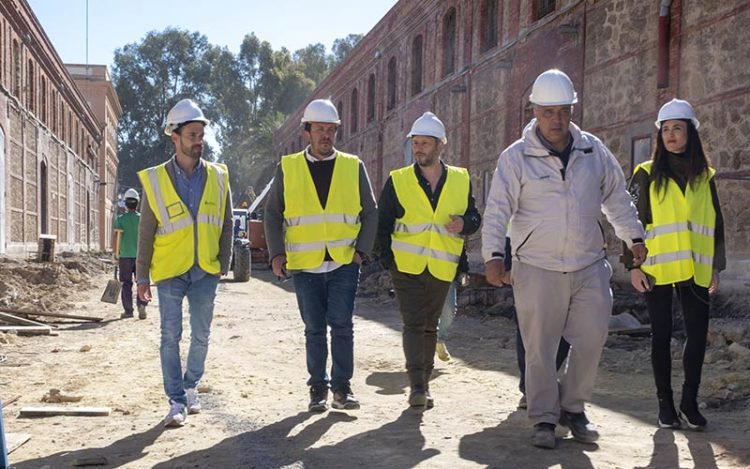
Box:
[657,392,681,429]
[679,385,707,430]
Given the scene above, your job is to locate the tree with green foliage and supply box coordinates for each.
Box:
[113,28,364,200]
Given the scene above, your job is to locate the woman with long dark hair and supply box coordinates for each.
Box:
[622,99,725,430]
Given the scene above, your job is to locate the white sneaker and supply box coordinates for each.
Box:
[186,388,201,414]
[164,401,187,427]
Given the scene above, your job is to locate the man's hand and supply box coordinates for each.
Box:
[271,254,288,278]
[630,243,648,266]
[137,283,152,303]
[629,268,651,293]
[353,252,363,265]
[445,215,464,234]
[485,259,507,287]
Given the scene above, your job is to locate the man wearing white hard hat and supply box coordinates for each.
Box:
[136,98,234,427]
[113,188,148,319]
[482,69,646,448]
[374,111,480,409]
[264,98,377,413]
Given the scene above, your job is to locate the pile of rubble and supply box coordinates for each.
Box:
[0,252,110,313]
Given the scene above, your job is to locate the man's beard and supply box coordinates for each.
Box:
[182,142,202,159]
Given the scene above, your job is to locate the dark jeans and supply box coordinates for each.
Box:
[644,283,709,395]
[515,312,571,394]
[292,262,360,393]
[390,266,451,390]
[119,257,146,313]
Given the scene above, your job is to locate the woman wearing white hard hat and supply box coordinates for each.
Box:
[623,98,725,431]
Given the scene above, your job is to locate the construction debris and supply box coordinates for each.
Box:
[42,389,83,403]
[4,433,30,454]
[19,406,111,417]
[0,307,102,323]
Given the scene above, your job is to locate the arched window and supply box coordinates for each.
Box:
[27,59,34,113]
[480,0,498,53]
[443,8,457,77]
[367,73,376,123]
[387,57,397,110]
[41,76,47,124]
[350,88,358,134]
[12,40,20,97]
[411,35,423,96]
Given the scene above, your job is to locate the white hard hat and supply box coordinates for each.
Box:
[301,99,340,124]
[164,99,209,136]
[655,98,700,130]
[529,69,578,106]
[407,112,447,144]
[123,188,140,200]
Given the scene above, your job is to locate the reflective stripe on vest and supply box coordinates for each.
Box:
[636,161,715,287]
[390,164,469,281]
[138,161,229,283]
[281,151,362,270]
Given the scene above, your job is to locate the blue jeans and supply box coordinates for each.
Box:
[157,273,219,405]
[437,281,457,342]
[292,262,360,392]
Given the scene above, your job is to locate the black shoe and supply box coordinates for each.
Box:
[409,387,427,408]
[332,385,360,410]
[559,410,599,443]
[120,311,134,319]
[679,385,707,430]
[657,392,682,429]
[137,304,147,320]
[531,423,556,449]
[308,386,328,412]
[425,390,434,409]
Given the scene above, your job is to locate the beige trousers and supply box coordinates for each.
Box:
[512,259,613,425]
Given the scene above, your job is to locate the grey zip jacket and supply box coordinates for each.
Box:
[482,119,644,272]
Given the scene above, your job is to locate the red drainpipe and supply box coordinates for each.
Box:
[657,0,672,88]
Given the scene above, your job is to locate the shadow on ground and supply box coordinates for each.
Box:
[152,409,438,469]
[13,423,165,468]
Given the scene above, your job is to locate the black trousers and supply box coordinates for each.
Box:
[119,257,147,313]
[644,283,709,395]
[390,266,451,390]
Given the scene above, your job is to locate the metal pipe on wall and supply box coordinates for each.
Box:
[657,0,672,88]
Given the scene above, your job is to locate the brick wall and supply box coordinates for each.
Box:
[274,0,750,281]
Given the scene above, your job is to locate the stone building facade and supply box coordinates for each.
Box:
[0,0,112,254]
[275,0,750,282]
[67,64,122,251]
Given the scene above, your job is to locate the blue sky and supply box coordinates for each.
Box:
[26,0,398,68]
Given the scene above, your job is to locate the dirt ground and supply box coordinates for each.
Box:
[3,264,750,468]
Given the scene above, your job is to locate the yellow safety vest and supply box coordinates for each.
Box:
[391,165,469,281]
[138,160,229,283]
[637,161,715,287]
[282,151,362,270]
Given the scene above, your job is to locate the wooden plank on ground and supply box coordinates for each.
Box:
[19,406,111,417]
[0,326,52,335]
[0,312,47,327]
[609,325,651,336]
[5,433,31,454]
[1,395,20,408]
[0,307,102,322]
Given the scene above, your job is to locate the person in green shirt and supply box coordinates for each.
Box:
[114,188,148,319]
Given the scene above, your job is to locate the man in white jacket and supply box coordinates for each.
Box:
[482,69,647,449]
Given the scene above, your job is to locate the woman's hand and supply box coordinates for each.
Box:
[630,268,651,293]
